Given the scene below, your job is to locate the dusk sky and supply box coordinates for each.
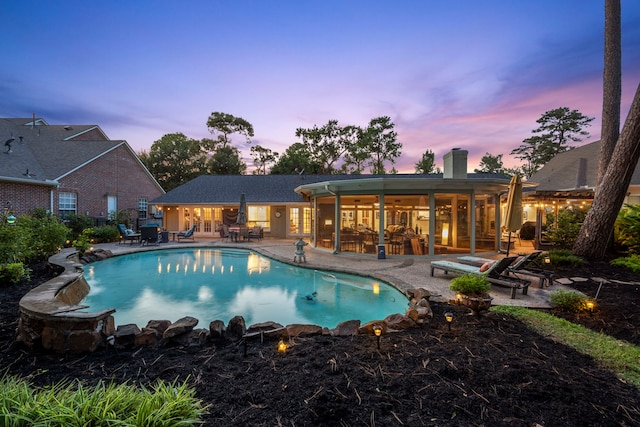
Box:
[2,1,640,173]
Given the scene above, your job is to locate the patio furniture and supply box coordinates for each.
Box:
[140,224,161,245]
[457,251,552,287]
[177,225,196,241]
[117,224,141,245]
[431,256,530,299]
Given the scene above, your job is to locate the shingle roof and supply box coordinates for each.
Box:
[152,172,510,205]
[0,118,123,183]
[529,140,640,192]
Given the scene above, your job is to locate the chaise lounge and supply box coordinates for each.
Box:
[430,256,531,299]
[177,224,196,241]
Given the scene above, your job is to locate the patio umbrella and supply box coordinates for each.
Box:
[237,193,247,225]
[503,174,523,256]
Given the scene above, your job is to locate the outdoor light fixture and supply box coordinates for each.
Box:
[444,312,454,331]
[372,325,382,350]
[7,214,16,225]
[277,339,288,353]
[456,292,462,303]
[586,300,595,315]
[544,257,551,264]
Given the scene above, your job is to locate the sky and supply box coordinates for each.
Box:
[2,1,640,173]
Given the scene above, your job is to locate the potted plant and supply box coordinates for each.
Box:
[449,274,493,315]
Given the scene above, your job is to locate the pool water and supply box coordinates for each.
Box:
[82,248,408,328]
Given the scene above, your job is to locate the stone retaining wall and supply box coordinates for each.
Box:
[17,250,116,353]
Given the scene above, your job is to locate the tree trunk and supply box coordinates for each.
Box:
[573,83,640,259]
[597,0,621,187]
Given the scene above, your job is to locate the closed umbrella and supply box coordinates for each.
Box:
[237,193,247,225]
[503,175,523,256]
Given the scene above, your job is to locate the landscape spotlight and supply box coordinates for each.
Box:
[277,339,288,353]
[585,300,595,315]
[444,312,454,331]
[372,325,383,350]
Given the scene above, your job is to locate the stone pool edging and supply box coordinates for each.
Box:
[17,247,434,354]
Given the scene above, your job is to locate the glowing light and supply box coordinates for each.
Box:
[277,339,288,352]
[441,223,449,246]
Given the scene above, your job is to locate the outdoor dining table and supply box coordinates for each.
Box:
[228,226,241,242]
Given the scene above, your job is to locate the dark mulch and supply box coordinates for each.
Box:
[1,259,639,426]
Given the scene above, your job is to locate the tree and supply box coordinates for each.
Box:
[269,143,323,175]
[511,107,594,177]
[250,145,278,175]
[360,116,402,174]
[295,120,350,174]
[339,126,368,174]
[206,112,254,149]
[415,149,438,174]
[474,153,504,174]
[206,145,247,175]
[573,0,640,259]
[597,0,621,186]
[139,133,206,191]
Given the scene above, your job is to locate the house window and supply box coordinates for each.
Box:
[138,198,148,219]
[58,192,77,219]
[248,206,270,228]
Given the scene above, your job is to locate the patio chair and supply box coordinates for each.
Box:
[431,256,530,299]
[117,224,141,245]
[457,251,553,287]
[177,225,196,241]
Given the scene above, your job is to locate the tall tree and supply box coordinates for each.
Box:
[597,0,622,186]
[206,145,247,175]
[360,116,401,174]
[139,133,205,191]
[474,153,504,174]
[340,125,368,174]
[511,107,594,177]
[574,0,640,259]
[250,145,278,175]
[295,120,349,174]
[206,112,255,149]
[269,143,324,175]
[415,149,438,174]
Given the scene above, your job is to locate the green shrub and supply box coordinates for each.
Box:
[92,225,120,243]
[73,228,94,256]
[610,254,640,273]
[20,212,69,262]
[0,375,206,426]
[615,204,640,254]
[65,214,95,241]
[109,209,133,228]
[549,289,589,312]
[0,262,31,285]
[0,221,29,263]
[545,206,588,249]
[547,249,586,266]
[449,274,491,297]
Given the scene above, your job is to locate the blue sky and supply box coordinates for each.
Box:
[2,1,640,173]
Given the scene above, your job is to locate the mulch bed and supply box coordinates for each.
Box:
[1,259,639,426]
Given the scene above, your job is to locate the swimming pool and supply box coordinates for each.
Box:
[82,248,408,328]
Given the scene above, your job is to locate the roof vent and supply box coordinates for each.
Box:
[64,126,73,131]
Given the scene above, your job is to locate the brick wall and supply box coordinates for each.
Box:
[58,144,163,220]
[0,181,53,214]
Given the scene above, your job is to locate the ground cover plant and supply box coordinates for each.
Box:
[1,259,639,426]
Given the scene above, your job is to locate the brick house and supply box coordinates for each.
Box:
[0,117,164,226]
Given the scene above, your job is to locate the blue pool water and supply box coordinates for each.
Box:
[82,248,408,328]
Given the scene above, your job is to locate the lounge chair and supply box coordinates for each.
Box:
[247,226,263,241]
[177,225,196,241]
[431,256,531,299]
[117,224,141,245]
[457,251,553,287]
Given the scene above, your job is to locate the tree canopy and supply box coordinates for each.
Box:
[206,112,255,148]
[138,133,206,191]
[415,149,438,174]
[511,107,594,177]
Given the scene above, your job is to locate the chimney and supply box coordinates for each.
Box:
[443,148,468,179]
[576,157,588,188]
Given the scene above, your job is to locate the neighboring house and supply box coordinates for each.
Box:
[153,149,517,256]
[0,117,164,226]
